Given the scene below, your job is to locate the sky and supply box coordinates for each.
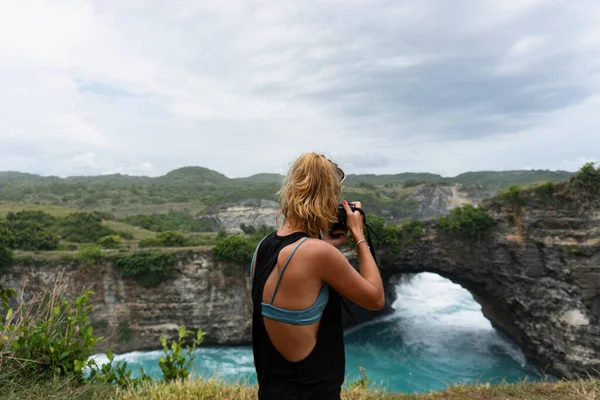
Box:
[0,0,599,178]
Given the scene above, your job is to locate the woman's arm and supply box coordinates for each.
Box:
[317,201,385,311]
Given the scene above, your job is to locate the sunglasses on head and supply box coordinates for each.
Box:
[320,155,346,184]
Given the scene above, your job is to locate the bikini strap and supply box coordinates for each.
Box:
[270,237,310,304]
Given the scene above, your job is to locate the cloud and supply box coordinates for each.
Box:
[0,0,598,178]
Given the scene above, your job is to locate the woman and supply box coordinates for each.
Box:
[250,152,385,400]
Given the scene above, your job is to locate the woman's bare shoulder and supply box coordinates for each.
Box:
[301,238,346,261]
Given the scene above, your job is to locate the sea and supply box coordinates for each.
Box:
[91,272,545,393]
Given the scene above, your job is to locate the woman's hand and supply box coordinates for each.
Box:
[320,228,352,248]
[342,200,365,241]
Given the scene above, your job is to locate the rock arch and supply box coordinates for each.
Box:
[371,187,600,379]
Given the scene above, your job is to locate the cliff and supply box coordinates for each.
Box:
[198,184,496,233]
[2,251,252,354]
[381,182,600,378]
[2,180,599,379]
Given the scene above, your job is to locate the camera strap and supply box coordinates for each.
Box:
[341,215,381,322]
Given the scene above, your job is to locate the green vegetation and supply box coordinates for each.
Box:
[438,204,495,240]
[77,245,103,264]
[114,252,178,288]
[1,288,100,380]
[570,162,600,195]
[505,185,527,208]
[91,319,109,330]
[159,327,205,382]
[212,235,256,276]
[0,221,15,272]
[60,212,115,243]
[0,282,206,397]
[118,321,132,344]
[98,235,124,249]
[365,215,425,254]
[102,221,154,241]
[532,181,555,198]
[403,179,427,188]
[122,210,213,233]
[0,167,574,223]
[139,231,188,248]
[348,366,372,390]
[5,210,59,251]
[1,279,598,399]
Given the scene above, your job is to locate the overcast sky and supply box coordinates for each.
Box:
[1,0,599,178]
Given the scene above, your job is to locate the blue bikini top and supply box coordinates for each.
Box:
[250,236,330,326]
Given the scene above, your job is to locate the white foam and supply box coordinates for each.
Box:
[390,273,527,365]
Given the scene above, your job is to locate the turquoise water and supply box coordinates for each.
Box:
[92,273,544,393]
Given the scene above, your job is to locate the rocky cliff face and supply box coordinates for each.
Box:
[2,252,253,354]
[198,199,279,233]
[405,184,494,218]
[2,182,598,379]
[199,184,496,232]
[382,183,600,379]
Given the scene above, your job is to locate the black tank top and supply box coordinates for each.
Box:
[251,232,346,400]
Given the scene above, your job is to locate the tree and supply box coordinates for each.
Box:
[59,212,114,243]
[6,211,59,251]
[0,221,15,272]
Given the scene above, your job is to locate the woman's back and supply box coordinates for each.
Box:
[251,231,345,400]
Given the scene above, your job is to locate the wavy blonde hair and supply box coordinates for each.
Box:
[277,153,343,238]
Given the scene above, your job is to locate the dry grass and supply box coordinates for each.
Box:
[116,378,600,400]
[0,376,597,399]
[0,202,79,218]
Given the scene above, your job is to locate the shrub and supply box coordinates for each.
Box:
[155,231,188,247]
[438,204,495,240]
[403,179,426,188]
[159,326,205,382]
[0,221,15,273]
[506,185,527,208]
[118,321,132,343]
[91,319,109,330]
[97,235,123,249]
[59,212,114,243]
[382,221,425,254]
[533,181,554,198]
[116,231,135,240]
[77,245,103,264]
[89,349,151,389]
[138,237,160,248]
[139,231,188,248]
[1,286,100,379]
[216,228,227,240]
[115,252,178,288]
[239,223,256,235]
[570,162,600,195]
[212,235,256,270]
[365,214,423,254]
[348,366,372,390]
[5,210,59,251]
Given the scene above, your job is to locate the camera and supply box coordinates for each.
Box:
[329,203,366,236]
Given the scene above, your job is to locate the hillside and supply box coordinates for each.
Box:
[0,167,574,218]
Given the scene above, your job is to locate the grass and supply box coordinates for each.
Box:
[102,220,156,241]
[0,201,79,218]
[0,374,118,400]
[115,378,600,400]
[2,377,596,400]
[102,201,208,218]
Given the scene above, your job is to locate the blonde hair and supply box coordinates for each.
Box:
[277,153,343,238]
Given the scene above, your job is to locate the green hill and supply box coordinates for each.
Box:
[0,167,575,217]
